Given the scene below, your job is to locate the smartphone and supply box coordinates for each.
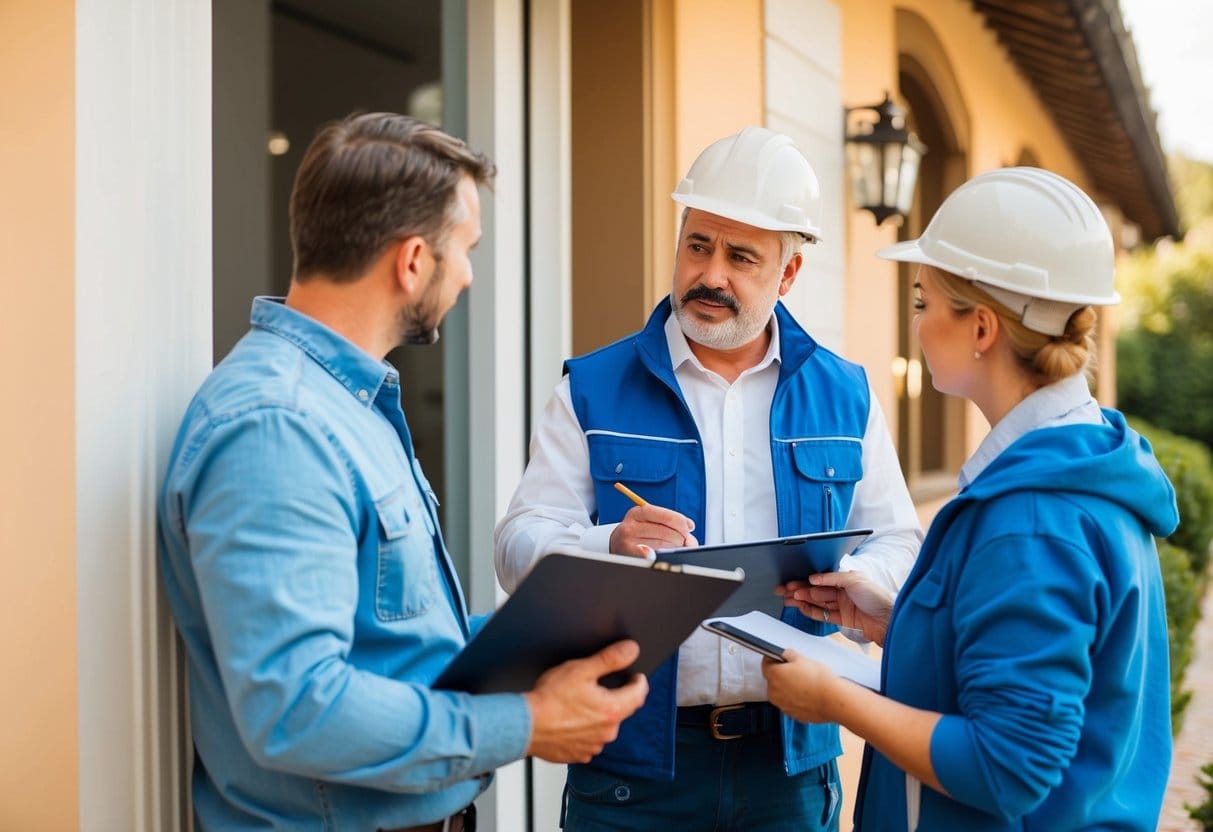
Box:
[702,620,788,662]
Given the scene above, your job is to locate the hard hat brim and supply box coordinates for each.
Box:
[876,239,1120,305]
[876,239,928,266]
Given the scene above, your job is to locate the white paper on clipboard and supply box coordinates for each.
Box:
[702,610,881,690]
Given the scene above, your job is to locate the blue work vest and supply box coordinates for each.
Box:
[564,297,871,780]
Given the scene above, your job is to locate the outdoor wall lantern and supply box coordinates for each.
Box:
[844,93,927,226]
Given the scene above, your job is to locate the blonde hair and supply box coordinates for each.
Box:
[926,266,1097,386]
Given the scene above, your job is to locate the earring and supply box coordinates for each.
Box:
[974,351,982,360]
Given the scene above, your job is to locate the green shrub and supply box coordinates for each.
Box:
[1188,761,1213,831]
[1158,540,1198,733]
[1116,233,1213,449]
[1128,417,1213,576]
[1126,418,1210,733]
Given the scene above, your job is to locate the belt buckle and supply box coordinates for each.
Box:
[709,704,745,740]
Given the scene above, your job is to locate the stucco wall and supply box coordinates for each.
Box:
[0,1,79,828]
[840,0,1095,453]
[657,0,766,308]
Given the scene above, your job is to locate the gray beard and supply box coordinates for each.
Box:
[673,301,774,350]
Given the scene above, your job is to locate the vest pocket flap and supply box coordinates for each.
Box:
[790,440,863,483]
[374,488,412,540]
[587,435,680,483]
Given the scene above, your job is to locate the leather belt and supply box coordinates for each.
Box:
[676,702,780,740]
[382,803,476,832]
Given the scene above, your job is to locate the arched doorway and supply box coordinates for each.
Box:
[893,9,971,494]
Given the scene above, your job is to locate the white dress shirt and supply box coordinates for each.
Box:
[495,311,922,706]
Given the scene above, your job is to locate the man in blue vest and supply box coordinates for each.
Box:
[495,126,922,831]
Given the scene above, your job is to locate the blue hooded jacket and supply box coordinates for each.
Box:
[857,409,1178,830]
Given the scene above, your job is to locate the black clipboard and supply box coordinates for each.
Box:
[433,550,743,693]
[656,528,872,617]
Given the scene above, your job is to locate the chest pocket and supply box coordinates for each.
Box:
[888,567,955,707]
[892,572,955,708]
[373,485,438,621]
[789,439,863,532]
[587,434,685,525]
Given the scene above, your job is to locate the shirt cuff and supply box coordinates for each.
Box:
[579,523,617,553]
[468,693,533,771]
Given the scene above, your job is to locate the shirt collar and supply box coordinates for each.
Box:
[249,296,396,407]
[959,372,1102,490]
[663,306,782,377]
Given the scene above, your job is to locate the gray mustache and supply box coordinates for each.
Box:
[681,286,739,313]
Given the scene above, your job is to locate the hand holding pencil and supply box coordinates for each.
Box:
[609,482,699,558]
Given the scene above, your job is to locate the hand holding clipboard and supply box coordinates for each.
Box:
[779,569,894,645]
[701,611,880,689]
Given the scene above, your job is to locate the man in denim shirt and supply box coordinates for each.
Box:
[158,113,647,832]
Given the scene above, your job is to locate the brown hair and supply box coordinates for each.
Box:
[926,266,1097,386]
[289,112,496,282]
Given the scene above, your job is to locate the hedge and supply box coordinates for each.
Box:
[1129,418,1213,574]
[1159,539,1199,731]
[1127,417,1213,733]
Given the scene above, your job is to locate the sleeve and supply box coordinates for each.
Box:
[494,378,617,592]
[929,529,1097,821]
[182,408,531,791]
[838,384,923,594]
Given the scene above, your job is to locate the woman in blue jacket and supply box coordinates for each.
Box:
[764,167,1179,831]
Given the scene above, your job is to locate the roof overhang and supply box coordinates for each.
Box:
[972,0,1180,240]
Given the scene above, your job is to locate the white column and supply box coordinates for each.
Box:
[763,0,845,352]
[527,0,574,421]
[524,4,574,827]
[466,0,529,829]
[76,1,212,829]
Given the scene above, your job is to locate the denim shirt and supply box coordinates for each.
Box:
[158,297,529,831]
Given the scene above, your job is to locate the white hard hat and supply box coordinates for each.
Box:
[672,126,823,243]
[877,167,1118,336]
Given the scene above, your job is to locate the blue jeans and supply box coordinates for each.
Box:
[560,724,841,831]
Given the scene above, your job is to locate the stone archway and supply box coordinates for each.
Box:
[893,7,972,491]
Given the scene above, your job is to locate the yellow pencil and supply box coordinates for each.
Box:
[613,481,647,506]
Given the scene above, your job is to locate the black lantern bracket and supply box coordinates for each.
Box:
[844,93,927,226]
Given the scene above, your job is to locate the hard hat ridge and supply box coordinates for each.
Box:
[672,126,823,242]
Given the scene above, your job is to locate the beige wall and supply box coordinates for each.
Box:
[840,0,1101,462]
[569,0,765,354]
[0,0,79,829]
[671,0,765,177]
[570,0,650,354]
[660,0,765,310]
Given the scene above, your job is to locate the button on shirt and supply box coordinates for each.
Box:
[495,312,921,707]
[158,297,530,831]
